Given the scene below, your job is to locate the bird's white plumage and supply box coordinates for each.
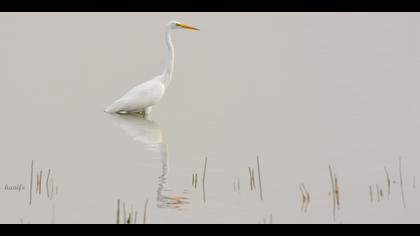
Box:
[105,20,199,115]
[105,77,165,114]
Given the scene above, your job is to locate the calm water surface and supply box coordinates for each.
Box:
[1,13,420,224]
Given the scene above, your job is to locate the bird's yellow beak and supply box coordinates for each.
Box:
[177,23,200,31]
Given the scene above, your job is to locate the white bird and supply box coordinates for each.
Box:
[105,20,200,115]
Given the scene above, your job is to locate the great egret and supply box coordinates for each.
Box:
[105,20,200,115]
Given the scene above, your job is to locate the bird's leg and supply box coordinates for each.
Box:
[145,106,153,115]
[144,106,153,119]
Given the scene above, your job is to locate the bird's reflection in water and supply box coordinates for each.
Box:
[107,114,189,210]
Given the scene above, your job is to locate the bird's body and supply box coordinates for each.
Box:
[105,77,165,114]
[105,21,199,115]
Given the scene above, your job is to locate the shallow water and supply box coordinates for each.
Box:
[1,12,420,224]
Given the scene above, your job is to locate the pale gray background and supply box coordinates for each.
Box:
[0,13,419,224]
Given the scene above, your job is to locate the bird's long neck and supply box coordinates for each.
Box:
[161,29,174,87]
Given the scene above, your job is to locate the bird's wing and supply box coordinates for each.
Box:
[105,81,165,113]
[105,98,132,113]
